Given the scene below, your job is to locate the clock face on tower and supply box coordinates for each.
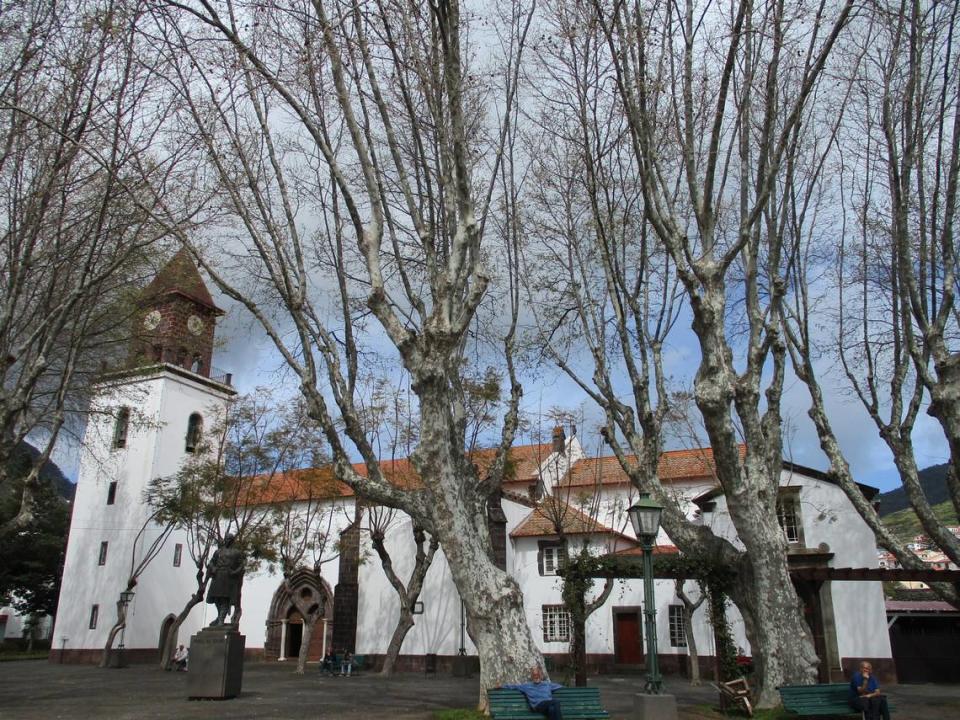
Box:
[143,310,161,331]
[187,314,205,336]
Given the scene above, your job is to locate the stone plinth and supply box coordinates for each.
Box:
[633,693,678,720]
[186,626,245,700]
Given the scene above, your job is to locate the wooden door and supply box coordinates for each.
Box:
[614,610,644,664]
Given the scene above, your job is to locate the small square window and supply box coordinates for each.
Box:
[540,544,565,576]
[669,604,687,648]
[89,604,99,629]
[173,543,182,568]
[777,494,803,545]
[112,407,130,449]
[542,604,570,643]
[98,541,108,566]
[106,482,117,505]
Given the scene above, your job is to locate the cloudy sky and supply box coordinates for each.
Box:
[205,282,946,497]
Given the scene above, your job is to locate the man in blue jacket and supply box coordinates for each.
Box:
[502,666,564,720]
[848,661,891,720]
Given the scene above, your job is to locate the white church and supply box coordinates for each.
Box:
[51,252,895,682]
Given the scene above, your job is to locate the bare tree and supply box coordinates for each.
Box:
[522,0,858,703]
[675,579,706,686]
[99,512,174,668]
[783,0,960,605]
[0,0,199,535]
[144,0,543,697]
[367,505,439,675]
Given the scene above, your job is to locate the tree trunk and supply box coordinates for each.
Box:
[381,611,414,676]
[371,523,438,676]
[676,580,705,686]
[160,593,204,671]
[727,542,817,704]
[571,614,588,687]
[296,619,315,675]
[414,383,543,708]
[99,600,128,669]
[689,277,819,706]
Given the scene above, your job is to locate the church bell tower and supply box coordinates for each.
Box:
[132,248,224,379]
[52,250,235,663]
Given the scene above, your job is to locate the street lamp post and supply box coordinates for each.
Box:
[116,589,135,668]
[628,493,664,695]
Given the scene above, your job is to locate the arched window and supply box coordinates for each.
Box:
[185,413,203,453]
[112,407,130,449]
[190,354,203,374]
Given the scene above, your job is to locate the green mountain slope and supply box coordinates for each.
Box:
[876,464,951,516]
[881,500,959,541]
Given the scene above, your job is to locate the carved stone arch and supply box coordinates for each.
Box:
[264,570,334,661]
[158,614,177,652]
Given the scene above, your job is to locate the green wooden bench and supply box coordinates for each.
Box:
[778,684,865,717]
[488,687,609,720]
[351,654,365,675]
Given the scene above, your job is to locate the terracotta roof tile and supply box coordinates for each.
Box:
[240,443,550,505]
[509,498,636,542]
[472,443,555,481]
[561,445,746,488]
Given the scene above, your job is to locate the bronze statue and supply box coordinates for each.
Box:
[206,534,245,626]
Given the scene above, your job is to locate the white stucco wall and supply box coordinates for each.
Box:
[52,368,232,654]
[355,511,475,657]
[700,468,892,661]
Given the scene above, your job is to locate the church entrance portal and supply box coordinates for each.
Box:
[265,570,334,662]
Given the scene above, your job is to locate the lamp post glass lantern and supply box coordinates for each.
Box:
[627,494,663,694]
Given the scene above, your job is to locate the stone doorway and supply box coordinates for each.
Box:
[286,610,304,659]
[265,570,334,662]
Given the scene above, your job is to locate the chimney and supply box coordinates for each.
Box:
[552,426,566,455]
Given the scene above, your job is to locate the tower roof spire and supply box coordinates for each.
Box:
[141,248,222,314]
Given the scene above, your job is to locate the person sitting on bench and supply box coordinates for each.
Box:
[849,661,891,720]
[502,666,564,720]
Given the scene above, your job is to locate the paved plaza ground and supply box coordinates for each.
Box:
[0,659,958,719]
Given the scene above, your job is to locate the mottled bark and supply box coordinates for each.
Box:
[296,619,315,675]
[676,580,705,686]
[414,386,543,705]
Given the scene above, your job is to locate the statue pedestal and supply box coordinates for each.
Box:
[187,626,245,700]
[633,693,678,720]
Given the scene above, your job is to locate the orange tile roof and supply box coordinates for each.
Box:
[474,442,555,482]
[510,498,637,542]
[239,443,551,505]
[561,445,746,488]
[239,457,421,505]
